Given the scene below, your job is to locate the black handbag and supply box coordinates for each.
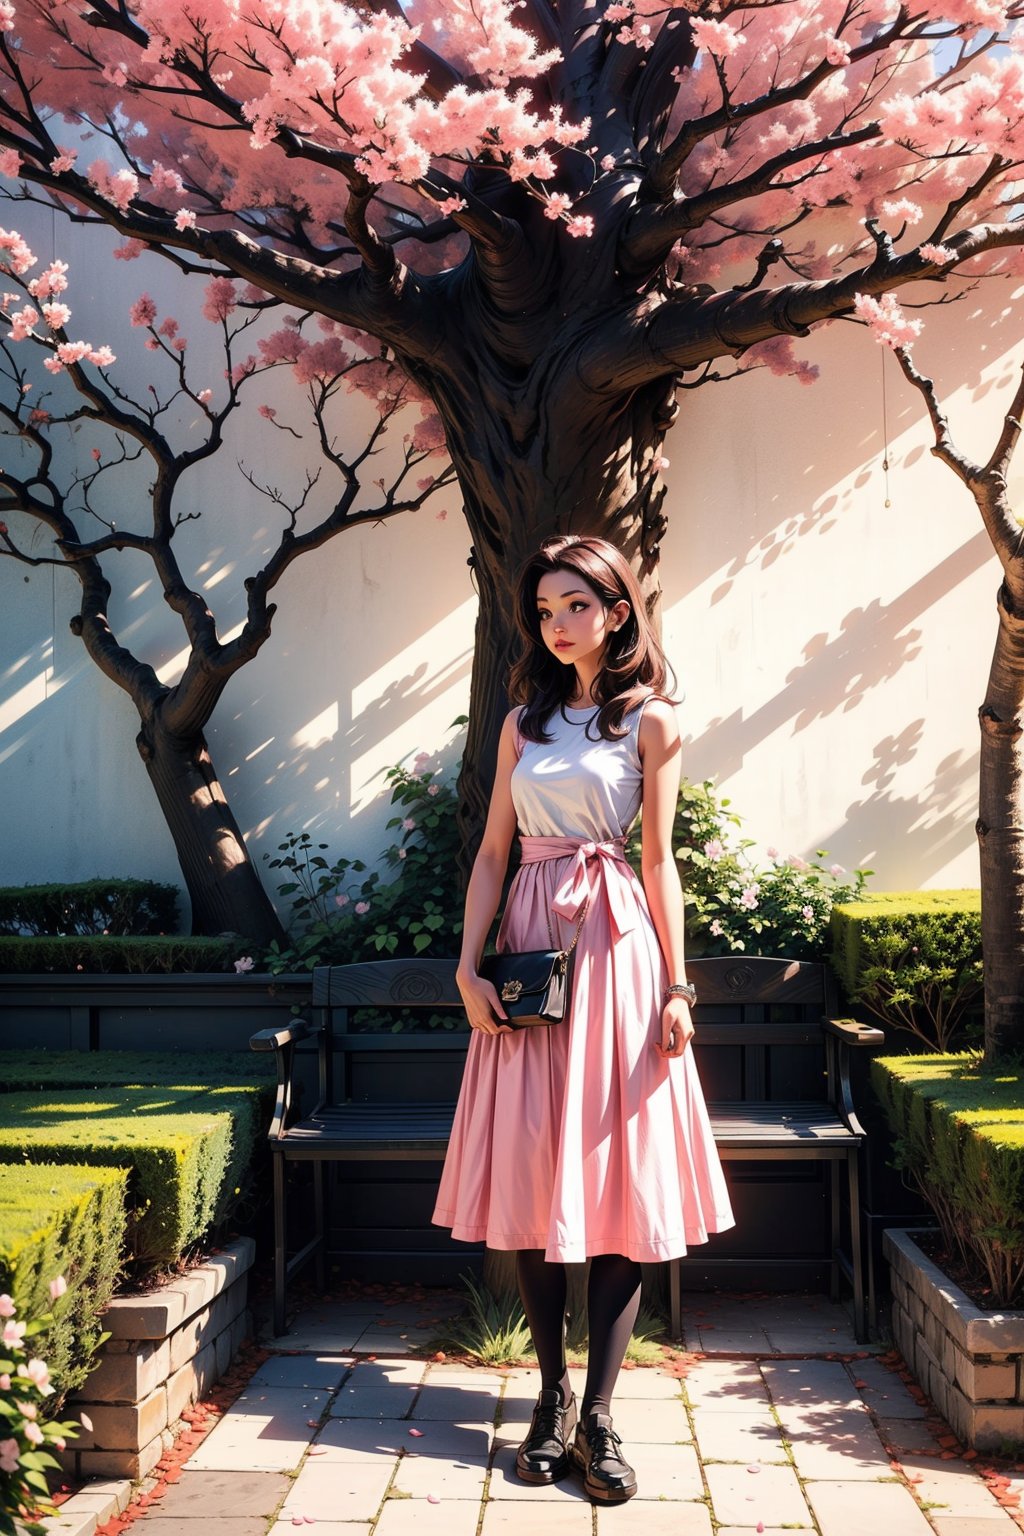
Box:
[478,902,588,1029]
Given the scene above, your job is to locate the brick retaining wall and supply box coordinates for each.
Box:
[62,1237,255,1480]
[885,1227,1024,1451]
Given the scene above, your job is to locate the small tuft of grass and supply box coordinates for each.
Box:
[426,1277,668,1368]
[428,1271,533,1365]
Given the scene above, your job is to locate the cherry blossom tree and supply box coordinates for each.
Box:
[0,250,453,943]
[889,344,1024,1060]
[1,0,1023,857]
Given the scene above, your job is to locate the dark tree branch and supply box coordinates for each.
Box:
[623,122,880,272]
[598,220,1024,391]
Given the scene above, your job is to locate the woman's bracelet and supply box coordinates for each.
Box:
[664,981,697,1007]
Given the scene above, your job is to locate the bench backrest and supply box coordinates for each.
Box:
[309,955,836,1106]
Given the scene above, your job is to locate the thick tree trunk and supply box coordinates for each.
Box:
[978,580,1024,1062]
[136,718,285,946]
[443,361,675,868]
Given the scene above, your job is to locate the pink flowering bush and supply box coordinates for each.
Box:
[0,1285,83,1536]
[627,778,871,960]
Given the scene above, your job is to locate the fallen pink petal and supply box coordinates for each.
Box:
[408,1427,424,1436]
[427,1493,441,1504]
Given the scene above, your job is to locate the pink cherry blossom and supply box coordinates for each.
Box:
[174,208,197,231]
[197,387,213,403]
[853,292,922,349]
[566,215,594,239]
[7,304,36,341]
[690,18,746,58]
[0,3,13,34]
[3,1320,27,1347]
[335,893,350,907]
[436,195,467,217]
[739,885,760,910]
[203,276,237,323]
[0,228,35,277]
[113,240,145,261]
[233,955,255,972]
[880,197,923,227]
[355,901,371,914]
[709,919,724,937]
[824,36,850,67]
[0,149,21,177]
[28,261,68,299]
[48,1275,67,1300]
[42,301,71,329]
[829,863,846,876]
[703,839,724,861]
[918,243,955,266]
[50,149,77,174]
[0,1295,14,1318]
[543,193,572,220]
[130,293,158,328]
[402,817,416,831]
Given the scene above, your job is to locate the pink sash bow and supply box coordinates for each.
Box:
[517,835,636,939]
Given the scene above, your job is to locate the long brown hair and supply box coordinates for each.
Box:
[508,535,677,742]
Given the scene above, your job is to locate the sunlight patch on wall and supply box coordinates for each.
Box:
[348,596,476,815]
[0,668,49,735]
[292,702,339,752]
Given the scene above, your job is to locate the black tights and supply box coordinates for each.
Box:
[515,1250,642,1419]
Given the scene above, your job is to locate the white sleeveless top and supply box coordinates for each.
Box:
[511,699,651,842]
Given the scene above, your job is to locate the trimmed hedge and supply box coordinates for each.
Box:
[871,1052,1024,1307]
[830,891,982,1050]
[0,1163,127,1401]
[0,1086,266,1270]
[0,879,178,937]
[0,1050,276,1092]
[0,935,237,973]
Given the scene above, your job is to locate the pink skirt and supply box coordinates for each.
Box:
[432,836,735,1263]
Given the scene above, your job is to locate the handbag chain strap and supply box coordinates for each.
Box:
[547,898,589,959]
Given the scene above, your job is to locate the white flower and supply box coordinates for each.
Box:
[48,1276,67,1301]
[709,919,724,937]
[233,956,255,974]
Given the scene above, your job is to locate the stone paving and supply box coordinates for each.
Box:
[100,1291,1024,1536]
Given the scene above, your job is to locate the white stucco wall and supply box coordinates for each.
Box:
[1,203,1018,927]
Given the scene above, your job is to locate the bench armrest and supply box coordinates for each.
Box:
[822,1017,883,1137]
[250,1016,322,1138]
[250,1018,322,1052]
[823,1017,885,1048]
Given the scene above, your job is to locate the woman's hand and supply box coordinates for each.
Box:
[456,967,515,1036]
[654,996,694,1058]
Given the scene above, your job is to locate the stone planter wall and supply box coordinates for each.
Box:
[885,1226,1024,1451]
[62,1237,255,1480]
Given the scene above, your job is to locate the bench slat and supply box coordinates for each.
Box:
[272,1098,858,1153]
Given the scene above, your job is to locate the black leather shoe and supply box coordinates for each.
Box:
[515,1388,578,1483]
[570,1411,637,1503]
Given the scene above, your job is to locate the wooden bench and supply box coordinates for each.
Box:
[250,955,883,1341]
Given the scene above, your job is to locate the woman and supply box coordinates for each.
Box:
[432,535,734,1504]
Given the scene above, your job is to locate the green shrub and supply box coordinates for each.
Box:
[0,936,237,973]
[0,879,178,937]
[0,1087,266,1271]
[0,1050,276,1092]
[261,747,466,1026]
[871,1053,1024,1307]
[0,1163,127,1402]
[626,776,871,959]
[831,892,982,1050]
